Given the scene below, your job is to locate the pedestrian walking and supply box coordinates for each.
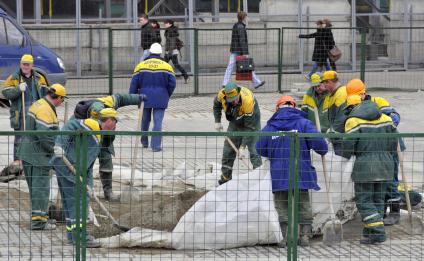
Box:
[17,84,67,230]
[139,14,156,61]
[213,82,262,185]
[222,11,265,89]
[164,19,189,83]
[323,19,337,71]
[129,43,176,152]
[299,20,334,79]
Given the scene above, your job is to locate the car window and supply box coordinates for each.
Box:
[4,18,23,46]
[0,18,6,45]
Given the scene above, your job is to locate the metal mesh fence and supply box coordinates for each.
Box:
[1,129,424,260]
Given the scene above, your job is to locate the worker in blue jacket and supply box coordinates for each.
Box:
[129,43,176,152]
[256,95,328,247]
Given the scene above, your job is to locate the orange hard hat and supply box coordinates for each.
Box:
[276,95,296,108]
[346,79,366,96]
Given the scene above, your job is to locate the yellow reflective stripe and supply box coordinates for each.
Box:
[66,223,84,231]
[134,58,175,73]
[32,216,48,221]
[302,95,317,109]
[364,221,384,228]
[345,114,393,133]
[371,97,390,108]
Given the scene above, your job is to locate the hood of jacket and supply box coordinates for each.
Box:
[348,100,382,121]
[267,107,307,130]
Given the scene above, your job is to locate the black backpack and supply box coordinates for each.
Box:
[74,100,96,119]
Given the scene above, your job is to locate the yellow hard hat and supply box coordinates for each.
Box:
[50,83,67,98]
[310,73,322,87]
[346,79,366,96]
[99,108,118,119]
[21,54,34,64]
[346,94,362,106]
[322,70,338,81]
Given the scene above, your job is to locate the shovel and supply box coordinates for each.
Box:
[224,134,252,170]
[313,108,343,245]
[397,143,424,235]
[61,155,130,232]
[130,101,144,187]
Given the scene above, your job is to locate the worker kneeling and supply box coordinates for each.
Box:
[256,96,328,247]
[50,108,118,248]
[341,95,398,245]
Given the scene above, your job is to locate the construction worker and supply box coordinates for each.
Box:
[73,93,146,201]
[50,108,118,248]
[17,84,67,230]
[213,82,262,185]
[1,54,48,162]
[321,70,347,155]
[346,78,403,226]
[256,95,328,247]
[301,73,330,132]
[129,43,176,152]
[342,95,398,245]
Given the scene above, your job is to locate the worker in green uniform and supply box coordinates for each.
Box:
[50,108,118,248]
[73,93,146,201]
[301,72,331,132]
[17,84,67,230]
[213,82,262,185]
[342,95,397,245]
[1,54,48,163]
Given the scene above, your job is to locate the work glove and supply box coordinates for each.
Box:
[214,122,223,132]
[238,145,248,160]
[390,113,400,126]
[19,82,27,92]
[139,94,148,102]
[53,146,65,157]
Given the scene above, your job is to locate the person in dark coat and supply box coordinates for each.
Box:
[150,19,162,44]
[139,14,155,61]
[222,11,265,89]
[256,95,328,247]
[299,20,334,79]
[323,19,337,70]
[164,19,189,83]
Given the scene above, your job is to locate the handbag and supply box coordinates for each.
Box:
[236,56,255,73]
[328,46,342,62]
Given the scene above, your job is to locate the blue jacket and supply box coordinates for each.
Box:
[129,55,176,109]
[256,107,328,192]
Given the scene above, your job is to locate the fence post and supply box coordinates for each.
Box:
[278,28,283,93]
[74,133,82,260]
[108,28,113,95]
[287,133,300,261]
[194,29,199,95]
[360,29,366,82]
[80,132,89,260]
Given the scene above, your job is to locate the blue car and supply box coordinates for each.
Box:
[0,8,66,90]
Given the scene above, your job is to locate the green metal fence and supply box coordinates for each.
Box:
[1,130,424,260]
[22,27,424,96]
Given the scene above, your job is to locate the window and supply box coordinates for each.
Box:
[4,18,23,46]
[0,18,6,45]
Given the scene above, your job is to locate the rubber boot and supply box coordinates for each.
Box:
[384,200,401,226]
[279,222,288,248]
[298,224,312,247]
[99,171,120,202]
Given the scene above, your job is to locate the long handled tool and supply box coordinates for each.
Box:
[129,102,144,187]
[21,91,26,130]
[313,108,343,245]
[397,143,424,235]
[61,155,130,232]
[224,135,252,170]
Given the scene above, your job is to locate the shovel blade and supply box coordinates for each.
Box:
[322,220,343,246]
[400,215,424,235]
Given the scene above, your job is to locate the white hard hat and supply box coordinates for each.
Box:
[149,43,162,54]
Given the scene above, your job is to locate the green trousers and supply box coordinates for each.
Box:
[23,161,51,230]
[354,181,388,240]
[273,190,313,224]
[98,147,113,172]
